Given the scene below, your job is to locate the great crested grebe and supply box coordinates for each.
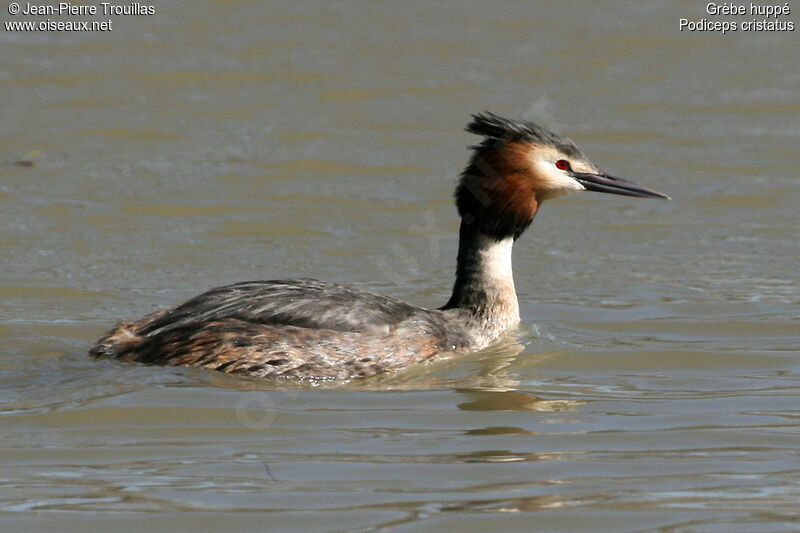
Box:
[90,112,669,379]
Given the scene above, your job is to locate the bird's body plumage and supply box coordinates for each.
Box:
[91,279,486,379]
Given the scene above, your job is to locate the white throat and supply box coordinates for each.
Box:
[472,234,515,291]
[444,230,520,334]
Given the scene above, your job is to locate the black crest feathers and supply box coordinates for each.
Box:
[466,112,583,158]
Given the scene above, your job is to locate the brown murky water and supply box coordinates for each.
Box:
[2,2,799,531]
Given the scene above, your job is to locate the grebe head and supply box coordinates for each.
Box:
[455,112,669,240]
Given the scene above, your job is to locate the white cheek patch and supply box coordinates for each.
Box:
[532,157,586,198]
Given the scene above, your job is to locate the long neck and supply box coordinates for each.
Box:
[441,221,520,332]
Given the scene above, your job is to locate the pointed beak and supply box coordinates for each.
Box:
[572,171,670,200]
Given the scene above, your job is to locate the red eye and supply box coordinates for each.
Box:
[555,159,570,171]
